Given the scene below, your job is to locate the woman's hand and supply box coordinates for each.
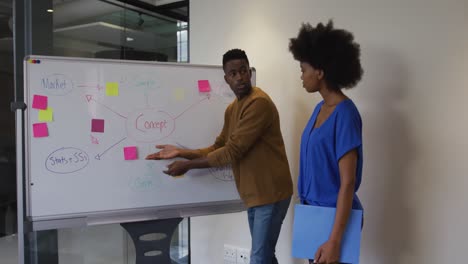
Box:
[145,144,180,160]
[313,240,341,264]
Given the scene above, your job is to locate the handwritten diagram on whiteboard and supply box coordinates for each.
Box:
[24,57,250,221]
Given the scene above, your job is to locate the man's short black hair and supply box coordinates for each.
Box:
[289,20,363,91]
[223,49,250,69]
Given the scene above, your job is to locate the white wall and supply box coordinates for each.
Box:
[190,0,468,263]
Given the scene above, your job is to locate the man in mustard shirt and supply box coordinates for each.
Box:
[146,49,293,264]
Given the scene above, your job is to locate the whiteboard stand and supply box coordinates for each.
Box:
[14,101,60,264]
[121,218,184,264]
[13,101,27,264]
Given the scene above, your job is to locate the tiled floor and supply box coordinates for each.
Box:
[0,226,187,264]
[0,234,18,264]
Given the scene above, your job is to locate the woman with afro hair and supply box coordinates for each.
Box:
[289,20,364,264]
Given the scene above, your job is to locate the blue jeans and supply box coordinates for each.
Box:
[247,197,291,264]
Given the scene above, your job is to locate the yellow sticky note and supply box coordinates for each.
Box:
[106,82,119,96]
[38,107,53,122]
[174,88,185,101]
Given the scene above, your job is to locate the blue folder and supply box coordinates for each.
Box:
[292,204,363,264]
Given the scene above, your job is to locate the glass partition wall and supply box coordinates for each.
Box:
[52,0,188,62]
[0,0,17,263]
[3,1,190,263]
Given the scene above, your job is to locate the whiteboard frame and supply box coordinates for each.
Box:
[23,55,255,230]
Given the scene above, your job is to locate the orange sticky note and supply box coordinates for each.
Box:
[198,80,211,92]
[33,123,48,138]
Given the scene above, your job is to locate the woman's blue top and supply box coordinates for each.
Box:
[298,99,363,210]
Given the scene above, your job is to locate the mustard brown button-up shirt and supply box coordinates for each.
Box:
[197,87,293,207]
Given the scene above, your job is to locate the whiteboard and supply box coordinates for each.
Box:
[24,56,252,224]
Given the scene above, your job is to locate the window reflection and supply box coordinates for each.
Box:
[53,0,188,62]
[0,0,17,263]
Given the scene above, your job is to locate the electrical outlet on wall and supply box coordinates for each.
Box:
[223,244,237,264]
[236,247,251,264]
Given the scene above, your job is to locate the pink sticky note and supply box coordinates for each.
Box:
[124,146,138,160]
[91,119,105,133]
[198,80,211,92]
[33,123,48,138]
[32,95,48,110]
